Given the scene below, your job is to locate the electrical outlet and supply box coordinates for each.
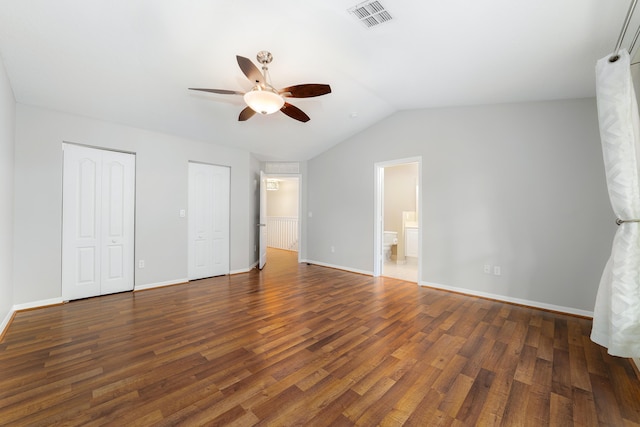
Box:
[493,266,501,276]
[483,264,491,274]
[331,246,335,253]
[139,260,145,269]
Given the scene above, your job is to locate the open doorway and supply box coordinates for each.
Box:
[263,174,302,264]
[374,157,421,283]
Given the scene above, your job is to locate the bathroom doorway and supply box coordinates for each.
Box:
[374,157,421,282]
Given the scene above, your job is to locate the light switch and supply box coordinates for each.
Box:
[179,209,186,218]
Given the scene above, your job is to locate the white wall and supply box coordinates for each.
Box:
[267,179,299,217]
[0,55,15,328]
[13,104,256,305]
[307,98,614,313]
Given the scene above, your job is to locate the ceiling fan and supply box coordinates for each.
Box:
[189,51,331,123]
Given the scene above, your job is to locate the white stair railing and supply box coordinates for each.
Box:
[267,216,298,251]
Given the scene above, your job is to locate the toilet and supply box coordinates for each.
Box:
[383,231,398,261]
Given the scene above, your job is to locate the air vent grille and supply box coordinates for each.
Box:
[348,1,393,28]
[265,162,300,174]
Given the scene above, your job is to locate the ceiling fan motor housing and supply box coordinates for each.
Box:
[256,51,273,65]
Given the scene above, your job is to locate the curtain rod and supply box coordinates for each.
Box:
[610,0,639,62]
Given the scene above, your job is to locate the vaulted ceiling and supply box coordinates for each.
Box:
[0,1,635,160]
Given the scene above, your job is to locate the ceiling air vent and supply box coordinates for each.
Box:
[265,162,300,174]
[348,1,393,28]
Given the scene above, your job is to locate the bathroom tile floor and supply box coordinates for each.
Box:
[383,257,418,282]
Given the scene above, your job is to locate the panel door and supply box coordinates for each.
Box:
[188,162,230,280]
[210,165,230,276]
[100,150,136,295]
[62,145,102,300]
[62,144,135,300]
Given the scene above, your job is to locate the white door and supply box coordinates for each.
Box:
[258,171,267,269]
[188,162,230,280]
[62,144,135,300]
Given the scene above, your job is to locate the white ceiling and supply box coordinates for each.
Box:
[0,1,636,160]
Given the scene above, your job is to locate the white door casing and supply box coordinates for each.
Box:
[259,171,267,269]
[188,162,230,280]
[62,144,135,300]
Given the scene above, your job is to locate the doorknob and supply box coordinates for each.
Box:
[257,223,266,227]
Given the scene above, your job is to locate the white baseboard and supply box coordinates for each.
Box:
[231,261,258,275]
[286,260,594,318]
[13,297,65,311]
[0,307,15,338]
[303,259,373,277]
[2,297,66,337]
[421,281,594,318]
[135,278,188,291]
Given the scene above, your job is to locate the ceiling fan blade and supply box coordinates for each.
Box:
[236,55,264,85]
[279,84,331,98]
[239,106,256,121]
[189,88,244,95]
[280,102,310,123]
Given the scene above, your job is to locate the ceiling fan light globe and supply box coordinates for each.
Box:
[243,89,284,115]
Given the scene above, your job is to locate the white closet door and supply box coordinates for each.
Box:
[100,150,136,295]
[62,145,102,300]
[62,144,135,300]
[210,165,230,276]
[188,162,230,280]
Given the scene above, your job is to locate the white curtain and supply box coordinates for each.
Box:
[591,49,640,357]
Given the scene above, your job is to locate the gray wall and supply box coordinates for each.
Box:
[13,104,257,305]
[0,55,15,325]
[307,98,614,312]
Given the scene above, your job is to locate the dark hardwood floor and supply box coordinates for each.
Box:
[1,249,639,426]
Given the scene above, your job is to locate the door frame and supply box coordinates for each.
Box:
[373,156,422,281]
[262,173,303,264]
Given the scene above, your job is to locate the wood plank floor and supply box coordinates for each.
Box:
[1,249,640,426]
